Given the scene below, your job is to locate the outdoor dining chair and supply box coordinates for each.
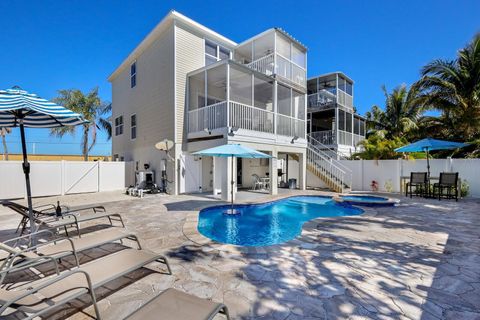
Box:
[405,172,428,198]
[432,172,459,201]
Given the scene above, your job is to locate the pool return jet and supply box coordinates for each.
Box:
[193,144,272,214]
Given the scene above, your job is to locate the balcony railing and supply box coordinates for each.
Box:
[310,130,335,145]
[310,130,364,147]
[277,114,306,139]
[246,53,274,76]
[307,90,336,110]
[188,101,305,139]
[188,101,227,133]
[337,90,353,109]
[229,101,274,134]
[245,53,306,88]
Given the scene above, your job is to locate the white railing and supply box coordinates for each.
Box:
[307,90,336,110]
[277,114,306,138]
[292,63,306,87]
[188,101,227,133]
[307,134,352,192]
[353,134,364,147]
[229,101,274,134]
[310,130,335,145]
[246,53,274,76]
[337,90,353,109]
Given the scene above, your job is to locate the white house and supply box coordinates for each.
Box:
[109,10,352,199]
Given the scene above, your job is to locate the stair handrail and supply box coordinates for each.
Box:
[307,135,352,190]
[306,147,346,192]
[307,134,352,174]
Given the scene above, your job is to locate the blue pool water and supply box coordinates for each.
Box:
[198,196,363,246]
[341,195,389,203]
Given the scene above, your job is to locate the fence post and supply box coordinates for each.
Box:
[61,160,65,196]
[97,161,101,193]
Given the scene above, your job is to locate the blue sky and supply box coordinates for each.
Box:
[0,0,478,155]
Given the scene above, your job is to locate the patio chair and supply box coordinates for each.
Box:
[433,172,459,201]
[0,228,141,283]
[405,172,428,198]
[251,174,264,190]
[0,247,171,319]
[2,201,125,237]
[124,288,230,320]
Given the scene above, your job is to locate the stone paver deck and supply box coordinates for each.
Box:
[0,191,479,319]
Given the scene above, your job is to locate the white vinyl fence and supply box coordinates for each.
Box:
[0,161,129,200]
[339,158,480,197]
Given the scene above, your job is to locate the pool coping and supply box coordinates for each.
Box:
[182,193,380,255]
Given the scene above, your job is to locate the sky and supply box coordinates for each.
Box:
[0,0,478,156]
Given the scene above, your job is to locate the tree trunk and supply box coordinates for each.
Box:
[83,126,89,161]
[1,134,8,161]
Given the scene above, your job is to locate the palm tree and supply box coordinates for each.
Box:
[365,84,424,139]
[417,33,480,140]
[0,127,11,160]
[51,87,111,161]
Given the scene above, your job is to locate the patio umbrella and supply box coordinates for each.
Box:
[193,144,272,213]
[0,87,86,237]
[395,138,468,177]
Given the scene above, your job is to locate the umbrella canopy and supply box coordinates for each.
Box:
[395,138,468,177]
[394,138,468,153]
[193,143,272,159]
[193,144,271,212]
[0,88,86,240]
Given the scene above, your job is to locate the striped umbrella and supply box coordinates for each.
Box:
[0,87,86,238]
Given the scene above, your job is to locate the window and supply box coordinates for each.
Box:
[205,40,230,66]
[230,65,252,106]
[130,114,137,140]
[115,116,123,136]
[130,62,137,88]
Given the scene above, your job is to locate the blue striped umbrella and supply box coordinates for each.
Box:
[0,87,86,238]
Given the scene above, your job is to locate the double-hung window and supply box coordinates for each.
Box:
[130,62,137,88]
[205,40,230,66]
[130,114,137,140]
[115,116,123,136]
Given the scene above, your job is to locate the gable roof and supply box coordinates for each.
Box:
[108,10,237,82]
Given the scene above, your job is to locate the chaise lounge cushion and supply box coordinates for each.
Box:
[125,288,228,320]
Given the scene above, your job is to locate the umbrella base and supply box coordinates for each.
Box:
[223,208,242,215]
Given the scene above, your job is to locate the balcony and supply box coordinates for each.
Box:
[188,100,305,139]
[235,29,307,89]
[307,90,336,110]
[309,130,364,147]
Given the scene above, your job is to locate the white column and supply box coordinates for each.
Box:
[299,151,307,190]
[270,149,278,195]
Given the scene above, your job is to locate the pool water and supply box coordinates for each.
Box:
[197,196,363,247]
[341,195,389,202]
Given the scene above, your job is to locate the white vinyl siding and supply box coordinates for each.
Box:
[111,25,175,163]
[175,23,205,143]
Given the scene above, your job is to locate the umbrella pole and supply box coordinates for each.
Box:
[426,148,431,178]
[19,119,36,245]
[231,156,234,212]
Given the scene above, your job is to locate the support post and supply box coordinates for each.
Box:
[299,152,307,190]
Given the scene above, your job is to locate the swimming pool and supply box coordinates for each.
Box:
[197,196,363,247]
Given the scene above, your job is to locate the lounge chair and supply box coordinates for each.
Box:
[433,172,459,201]
[13,202,107,235]
[405,172,428,198]
[124,288,230,320]
[0,248,171,319]
[1,228,141,283]
[2,201,125,237]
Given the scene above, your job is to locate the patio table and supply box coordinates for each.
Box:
[259,177,270,190]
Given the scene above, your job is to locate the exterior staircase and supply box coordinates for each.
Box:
[307,134,352,193]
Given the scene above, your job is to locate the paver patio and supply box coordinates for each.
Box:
[0,191,479,319]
